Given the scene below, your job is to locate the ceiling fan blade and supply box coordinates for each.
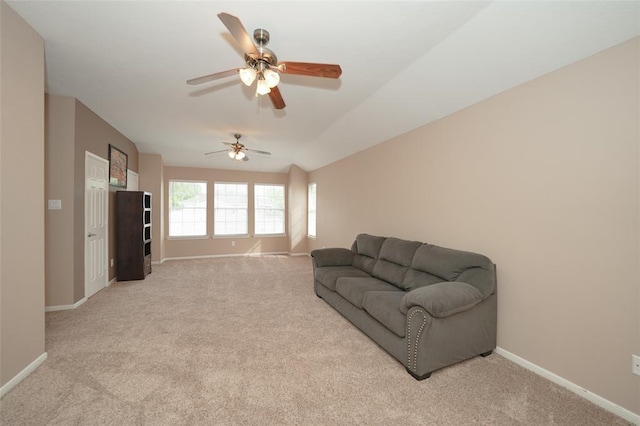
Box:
[278,62,342,78]
[204,149,228,156]
[187,68,239,85]
[246,148,271,155]
[217,12,259,57]
[268,86,286,109]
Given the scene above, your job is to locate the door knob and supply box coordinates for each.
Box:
[88,233,96,237]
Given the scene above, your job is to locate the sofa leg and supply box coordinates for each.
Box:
[480,350,493,357]
[406,368,431,381]
[315,292,322,299]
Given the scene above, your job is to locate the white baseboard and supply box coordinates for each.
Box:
[288,252,311,257]
[0,352,47,398]
[495,347,640,425]
[45,297,86,312]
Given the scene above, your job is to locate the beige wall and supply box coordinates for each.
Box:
[308,38,640,415]
[44,94,139,305]
[74,100,138,289]
[163,166,289,259]
[0,1,46,387]
[287,165,308,254]
[44,96,76,306]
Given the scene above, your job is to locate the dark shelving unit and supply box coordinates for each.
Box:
[116,191,152,281]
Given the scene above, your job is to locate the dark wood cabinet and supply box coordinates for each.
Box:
[116,191,152,281]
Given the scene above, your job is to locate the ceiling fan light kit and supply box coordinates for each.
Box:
[228,150,246,161]
[187,12,342,109]
[206,134,270,163]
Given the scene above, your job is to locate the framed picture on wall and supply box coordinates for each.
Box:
[109,144,128,188]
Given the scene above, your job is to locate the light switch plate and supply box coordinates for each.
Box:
[633,354,640,376]
[48,199,62,210]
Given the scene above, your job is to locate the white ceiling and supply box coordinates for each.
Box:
[8,1,640,173]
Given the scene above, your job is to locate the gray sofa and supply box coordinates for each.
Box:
[310,233,497,380]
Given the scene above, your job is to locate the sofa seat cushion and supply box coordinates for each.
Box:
[335,276,401,309]
[315,266,370,291]
[362,291,407,337]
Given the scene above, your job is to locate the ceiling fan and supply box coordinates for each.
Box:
[205,134,271,162]
[187,12,342,109]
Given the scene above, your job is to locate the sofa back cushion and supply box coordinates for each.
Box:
[402,269,444,291]
[351,233,386,274]
[371,237,422,289]
[402,244,496,297]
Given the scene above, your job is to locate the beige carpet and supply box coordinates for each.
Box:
[0,255,628,425]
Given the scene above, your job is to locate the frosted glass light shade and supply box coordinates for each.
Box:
[228,150,246,160]
[239,68,257,86]
[263,69,280,88]
[256,78,271,95]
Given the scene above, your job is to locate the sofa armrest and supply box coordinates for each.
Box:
[310,248,354,267]
[400,282,483,318]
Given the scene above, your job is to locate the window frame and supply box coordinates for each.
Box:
[168,179,208,239]
[213,181,249,237]
[254,183,286,237]
[308,182,317,238]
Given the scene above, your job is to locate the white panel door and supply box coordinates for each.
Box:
[85,152,109,298]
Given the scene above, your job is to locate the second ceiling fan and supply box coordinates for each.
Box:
[187,12,342,109]
[205,134,270,162]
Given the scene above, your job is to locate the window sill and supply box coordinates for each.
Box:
[212,234,287,239]
[167,235,209,241]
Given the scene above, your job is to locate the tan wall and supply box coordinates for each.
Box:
[73,100,138,290]
[0,1,46,387]
[139,153,164,263]
[308,38,640,415]
[163,166,289,259]
[287,165,308,254]
[44,95,76,306]
[44,95,139,305]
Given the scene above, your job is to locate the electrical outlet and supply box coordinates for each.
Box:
[231,241,235,247]
[110,259,114,267]
[633,354,640,376]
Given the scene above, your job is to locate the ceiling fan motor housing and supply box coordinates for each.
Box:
[244,28,278,69]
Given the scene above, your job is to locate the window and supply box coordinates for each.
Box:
[254,184,285,235]
[214,183,248,236]
[169,180,207,237]
[308,182,316,237]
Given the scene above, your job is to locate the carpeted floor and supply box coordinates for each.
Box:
[0,255,629,425]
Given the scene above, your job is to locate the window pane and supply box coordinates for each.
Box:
[214,183,248,236]
[308,182,316,237]
[254,184,285,235]
[169,181,207,237]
